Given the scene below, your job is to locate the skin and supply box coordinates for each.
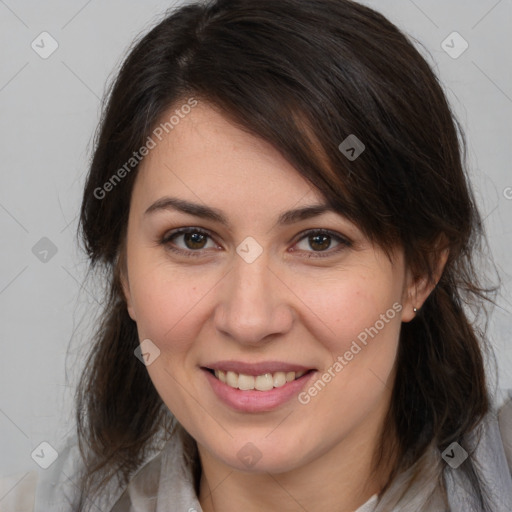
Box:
[121,101,443,512]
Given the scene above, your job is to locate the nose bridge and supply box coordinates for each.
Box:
[214,247,292,344]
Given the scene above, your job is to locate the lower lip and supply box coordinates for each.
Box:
[202,368,316,413]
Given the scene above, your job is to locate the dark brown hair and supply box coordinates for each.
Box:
[74,0,497,509]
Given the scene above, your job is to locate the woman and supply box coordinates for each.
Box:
[4,0,511,510]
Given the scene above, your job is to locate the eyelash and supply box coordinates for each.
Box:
[160,227,352,259]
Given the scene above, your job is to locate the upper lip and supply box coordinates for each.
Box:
[202,360,316,376]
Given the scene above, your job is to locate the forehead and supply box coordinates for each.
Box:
[131,102,323,213]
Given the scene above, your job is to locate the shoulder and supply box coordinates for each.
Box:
[446,388,512,511]
[467,389,512,477]
[0,434,84,512]
[0,470,38,512]
[498,389,512,473]
[0,427,194,512]
[0,433,124,512]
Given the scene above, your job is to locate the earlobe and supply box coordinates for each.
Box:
[122,276,136,321]
[401,247,449,323]
[119,266,137,322]
[116,244,137,322]
[402,279,435,322]
[401,275,430,323]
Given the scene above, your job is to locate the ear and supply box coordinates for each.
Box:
[120,271,137,322]
[401,245,449,323]
[116,248,137,322]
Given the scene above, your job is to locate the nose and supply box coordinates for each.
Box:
[213,248,294,346]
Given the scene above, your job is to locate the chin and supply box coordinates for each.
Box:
[208,438,310,475]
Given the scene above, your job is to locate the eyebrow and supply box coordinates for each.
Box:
[144,196,335,226]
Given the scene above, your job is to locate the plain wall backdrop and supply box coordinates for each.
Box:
[0,0,511,477]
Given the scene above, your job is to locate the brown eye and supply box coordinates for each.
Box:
[308,233,332,251]
[182,231,208,250]
[293,229,351,258]
[161,227,218,257]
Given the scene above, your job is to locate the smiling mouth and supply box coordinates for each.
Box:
[204,368,315,391]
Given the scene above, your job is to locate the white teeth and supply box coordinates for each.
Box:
[255,373,274,391]
[226,371,238,388]
[213,369,309,391]
[238,374,255,390]
[273,372,287,388]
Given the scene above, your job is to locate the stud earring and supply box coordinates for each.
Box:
[413,307,418,313]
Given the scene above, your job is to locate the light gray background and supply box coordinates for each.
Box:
[0,0,511,478]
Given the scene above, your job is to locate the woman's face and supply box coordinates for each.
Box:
[122,101,417,474]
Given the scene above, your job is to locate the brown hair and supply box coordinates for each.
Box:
[74,0,498,509]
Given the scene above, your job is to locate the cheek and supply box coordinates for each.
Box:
[289,274,402,446]
[128,261,217,354]
[127,262,217,423]
[289,268,403,355]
